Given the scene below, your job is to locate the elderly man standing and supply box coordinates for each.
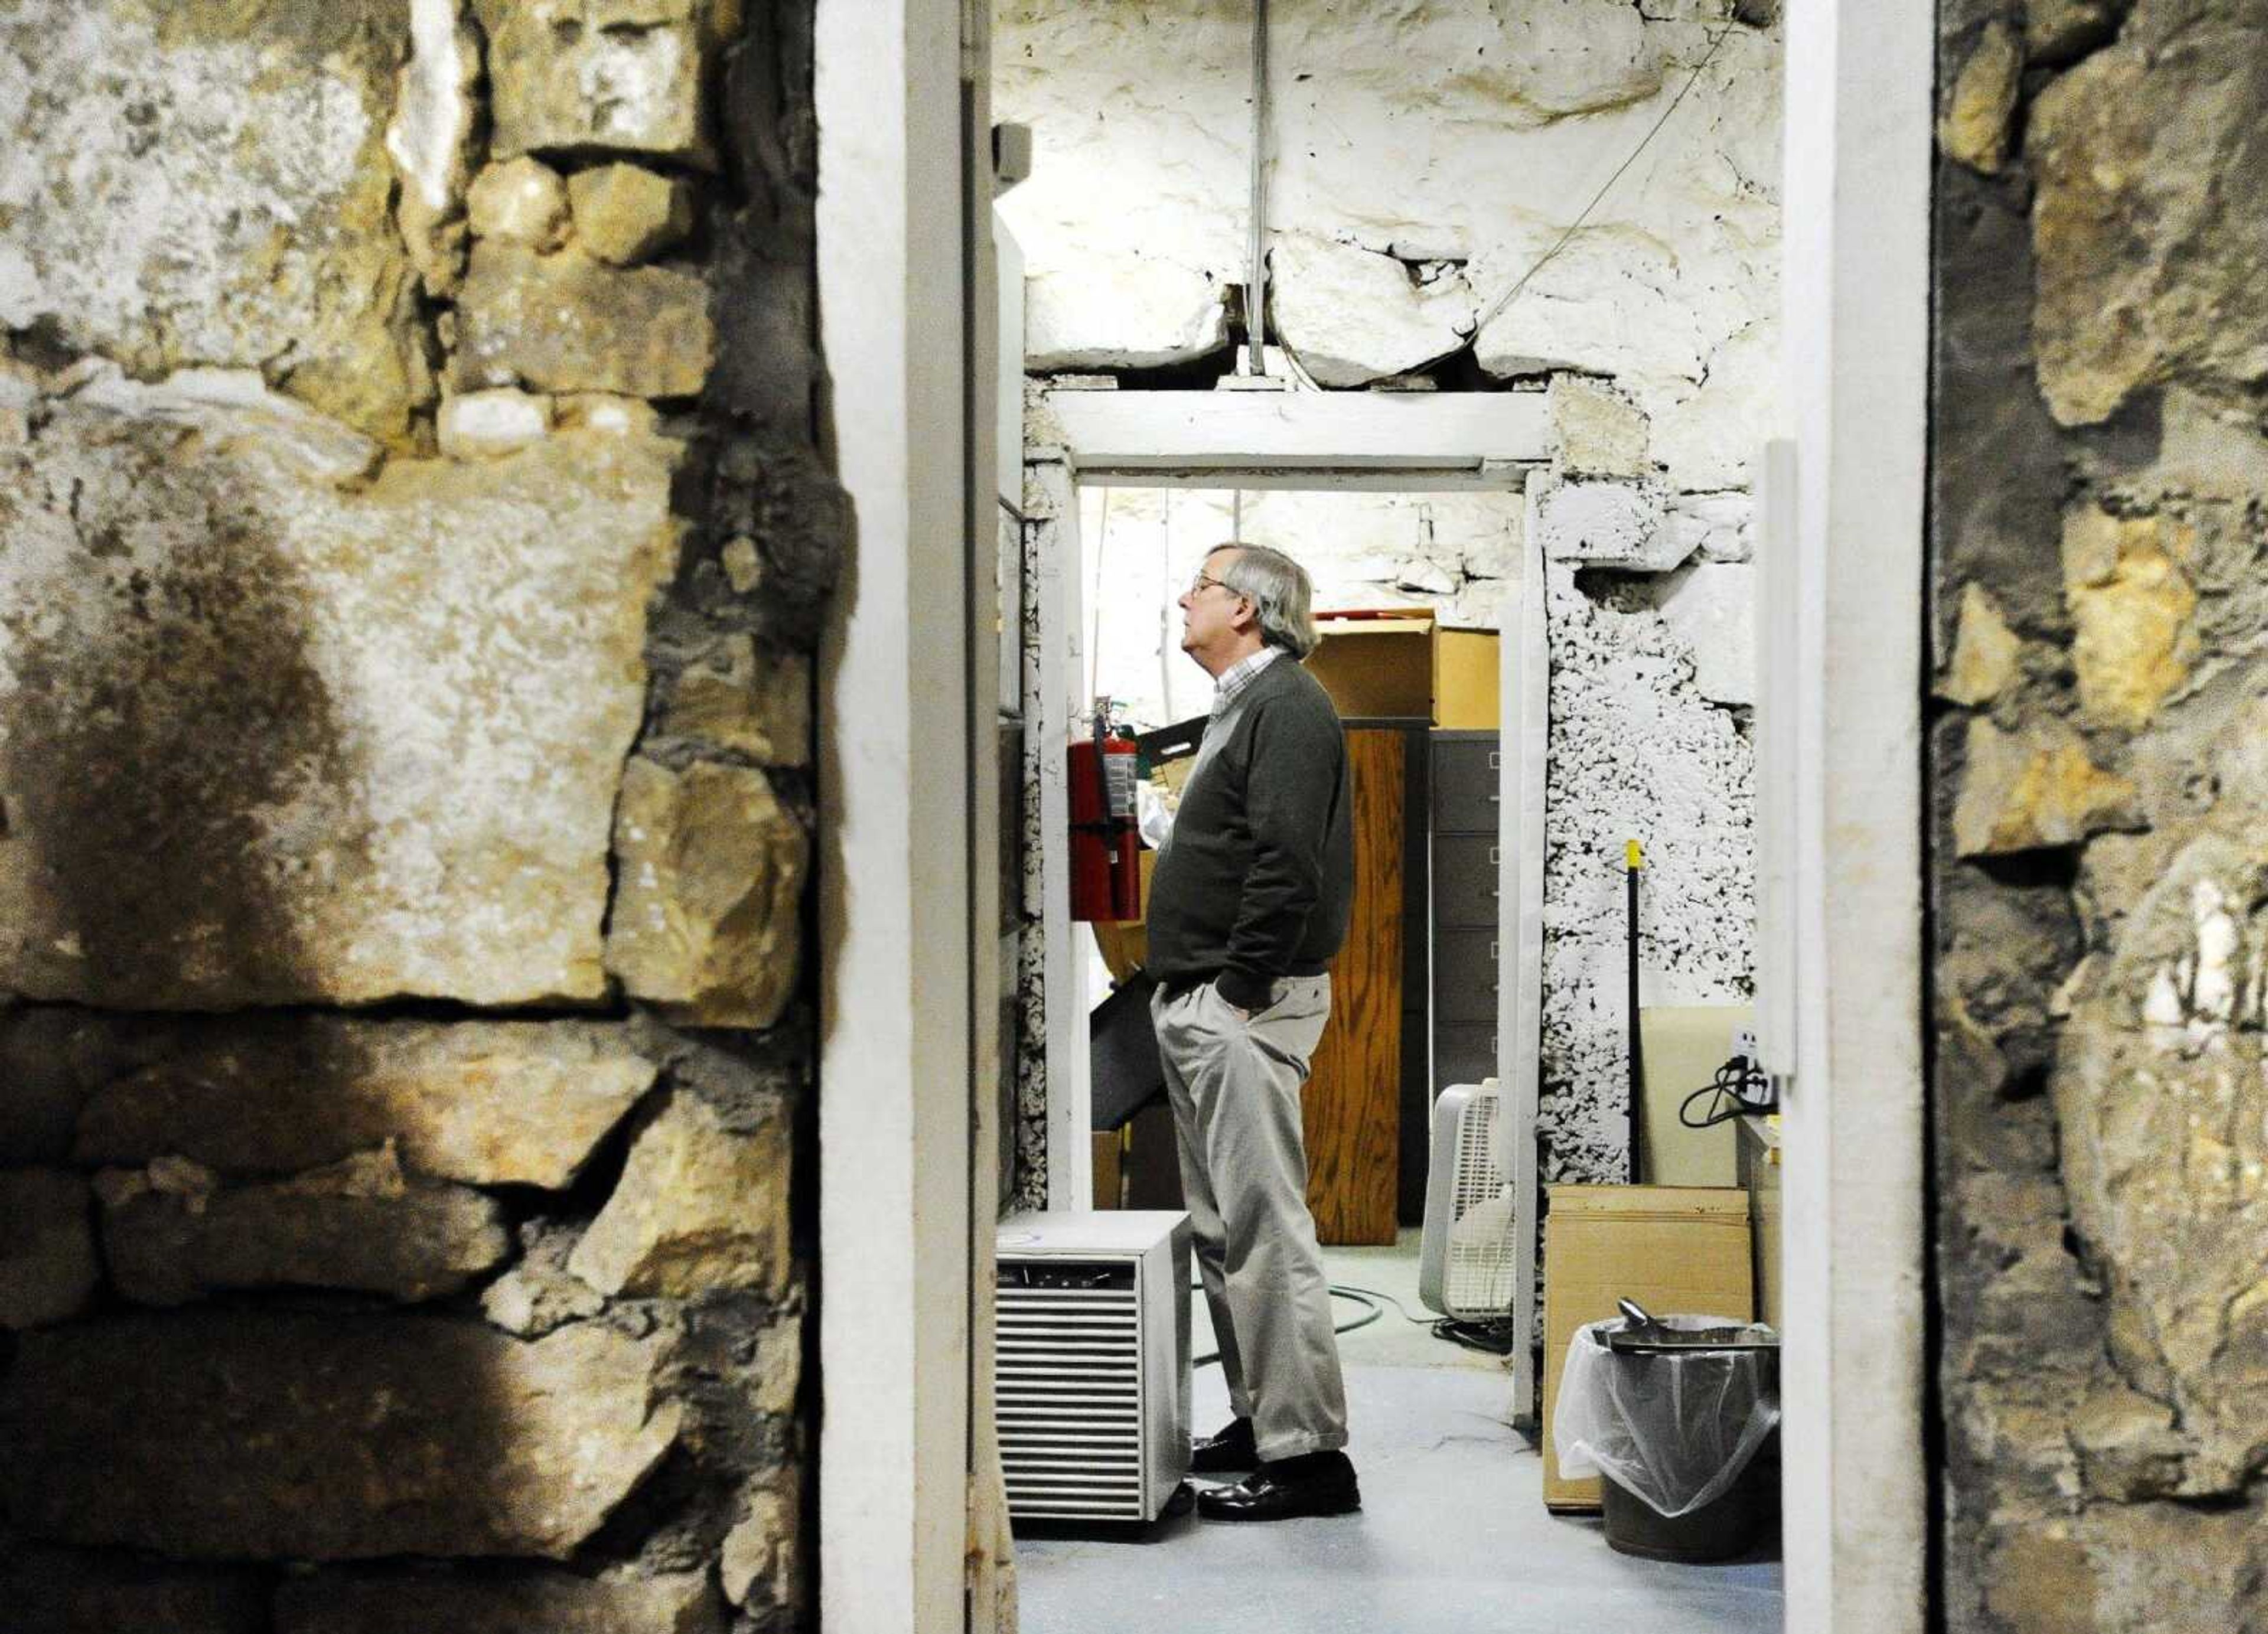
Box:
[1143,541,1359,1522]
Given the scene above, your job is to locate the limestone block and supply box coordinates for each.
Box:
[561,393,664,438]
[1983,1506,2262,1634]
[97,1145,510,1306]
[1472,230,1712,384]
[277,1570,724,1634]
[1,1315,680,1560]
[2026,0,2123,62]
[1023,264,1232,372]
[1269,233,1471,388]
[1641,319,1780,493]
[386,0,482,293]
[1527,472,1687,572]
[2061,507,2198,730]
[1937,583,2024,707]
[438,387,555,458]
[720,1487,799,1609]
[1547,374,1650,480]
[2054,833,2268,1490]
[2070,1387,2188,1501]
[0,1168,98,1330]
[570,164,698,266]
[1653,563,1754,706]
[478,0,711,164]
[569,1092,791,1298]
[74,1017,657,1189]
[1667,491,1752,563]
[2030,3,2268,424]
[604,759,809,1028]
[483,1221,607,1338]
[0,2,425,441]
[1951,718,2138,857]
[455,243,715,399]
[0,1549,268,1634]
[0,399,679,1008]
[1938,22,2022,175]
[468,156,573,250]
[663,635,813,766]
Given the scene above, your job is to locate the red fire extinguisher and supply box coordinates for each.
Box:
[1069,710,1142,922]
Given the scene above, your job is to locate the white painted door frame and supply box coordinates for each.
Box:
[813,0,987,1628]
[813,0,1936,1624]
[1773,0,1933,1628]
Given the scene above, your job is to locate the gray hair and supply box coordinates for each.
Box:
[1207,543,1319,658]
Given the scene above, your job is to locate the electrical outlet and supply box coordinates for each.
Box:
[1731,1025,1760,1065]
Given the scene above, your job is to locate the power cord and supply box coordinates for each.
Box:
[1680,1056,1776,1130]
[1189,1282,1423,1370]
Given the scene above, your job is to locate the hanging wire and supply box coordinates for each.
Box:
[1468,24,1735,339]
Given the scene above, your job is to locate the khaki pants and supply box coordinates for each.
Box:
[1151,974,1348,1462]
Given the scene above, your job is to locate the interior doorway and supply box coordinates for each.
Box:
[809,0,1931,1626]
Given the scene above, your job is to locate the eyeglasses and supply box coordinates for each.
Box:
[1187,572,1235,596]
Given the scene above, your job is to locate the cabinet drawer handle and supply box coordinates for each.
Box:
[1489,1034,1497,1055]
[1485,793,1500,804]
[1489,940,1498,961]
[1488,844,1500,865]
[1488,751,1501,769]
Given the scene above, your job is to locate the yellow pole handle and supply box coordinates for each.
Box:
[1625,839,1643,870]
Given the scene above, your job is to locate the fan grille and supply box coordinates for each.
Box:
[1444,1090,1516,1316]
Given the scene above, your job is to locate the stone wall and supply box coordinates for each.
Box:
[1931,0,2268,1623]
[0,2,835,1626]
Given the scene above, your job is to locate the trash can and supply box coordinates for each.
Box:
[1552,1313,1780,1563]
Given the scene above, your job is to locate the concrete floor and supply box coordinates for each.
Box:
[1012,1234,1783,1634]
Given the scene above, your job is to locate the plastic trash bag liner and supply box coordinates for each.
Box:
[1553,1315,1780,1518]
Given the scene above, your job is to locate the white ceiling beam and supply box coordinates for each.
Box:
[1048,389,1549,476]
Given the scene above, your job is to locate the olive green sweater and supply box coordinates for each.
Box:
[1145,657,1353,1012]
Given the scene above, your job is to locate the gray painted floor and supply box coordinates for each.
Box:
[1012,1236,1783,1634]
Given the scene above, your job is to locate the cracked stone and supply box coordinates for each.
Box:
[1527,472,1686,572]
[467,156,573,250]
[2061,507,2198,731]
[74,1016,657,1189]
[1939,22,2023,175]
[569,1091,792,1299]
[2,1314,680,1560]
[1269,232,1471,388]
[1547,373,1651,480]
[98,1143,511,1307]
[277,1570,724,1634]
[662,635,813,767]
[1951,717,2139,857]
[0,396,679,1007]
[604,759,808,1028]
[569,163,697,266]
[454,242,715,399]
[1937,582,2024,707]
[477,0,713,165]
[2029,2,2268,424]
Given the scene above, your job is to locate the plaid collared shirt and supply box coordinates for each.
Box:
[1210,645,1285,717]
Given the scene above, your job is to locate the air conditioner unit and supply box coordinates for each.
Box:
[994,1210,1191,1524]
[1419,1079,1516,1322]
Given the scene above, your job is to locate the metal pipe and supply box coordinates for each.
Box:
[1245,0,1269,375]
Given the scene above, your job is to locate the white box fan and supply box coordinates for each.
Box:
[1419,1079,1517,1321]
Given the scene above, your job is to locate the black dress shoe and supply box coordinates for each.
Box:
[1195,1451,1361,1521]
[1188,1417,1259,1474]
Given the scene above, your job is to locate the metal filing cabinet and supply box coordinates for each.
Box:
[1430,732,1501,1098]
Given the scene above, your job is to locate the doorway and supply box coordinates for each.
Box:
[809,0,1932,1627]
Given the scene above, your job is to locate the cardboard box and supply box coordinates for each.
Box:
[1307,617,1434,717]
[1434,628,1501,729]
[1305,616,1500,726]
[1540,1185,1753,1511]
